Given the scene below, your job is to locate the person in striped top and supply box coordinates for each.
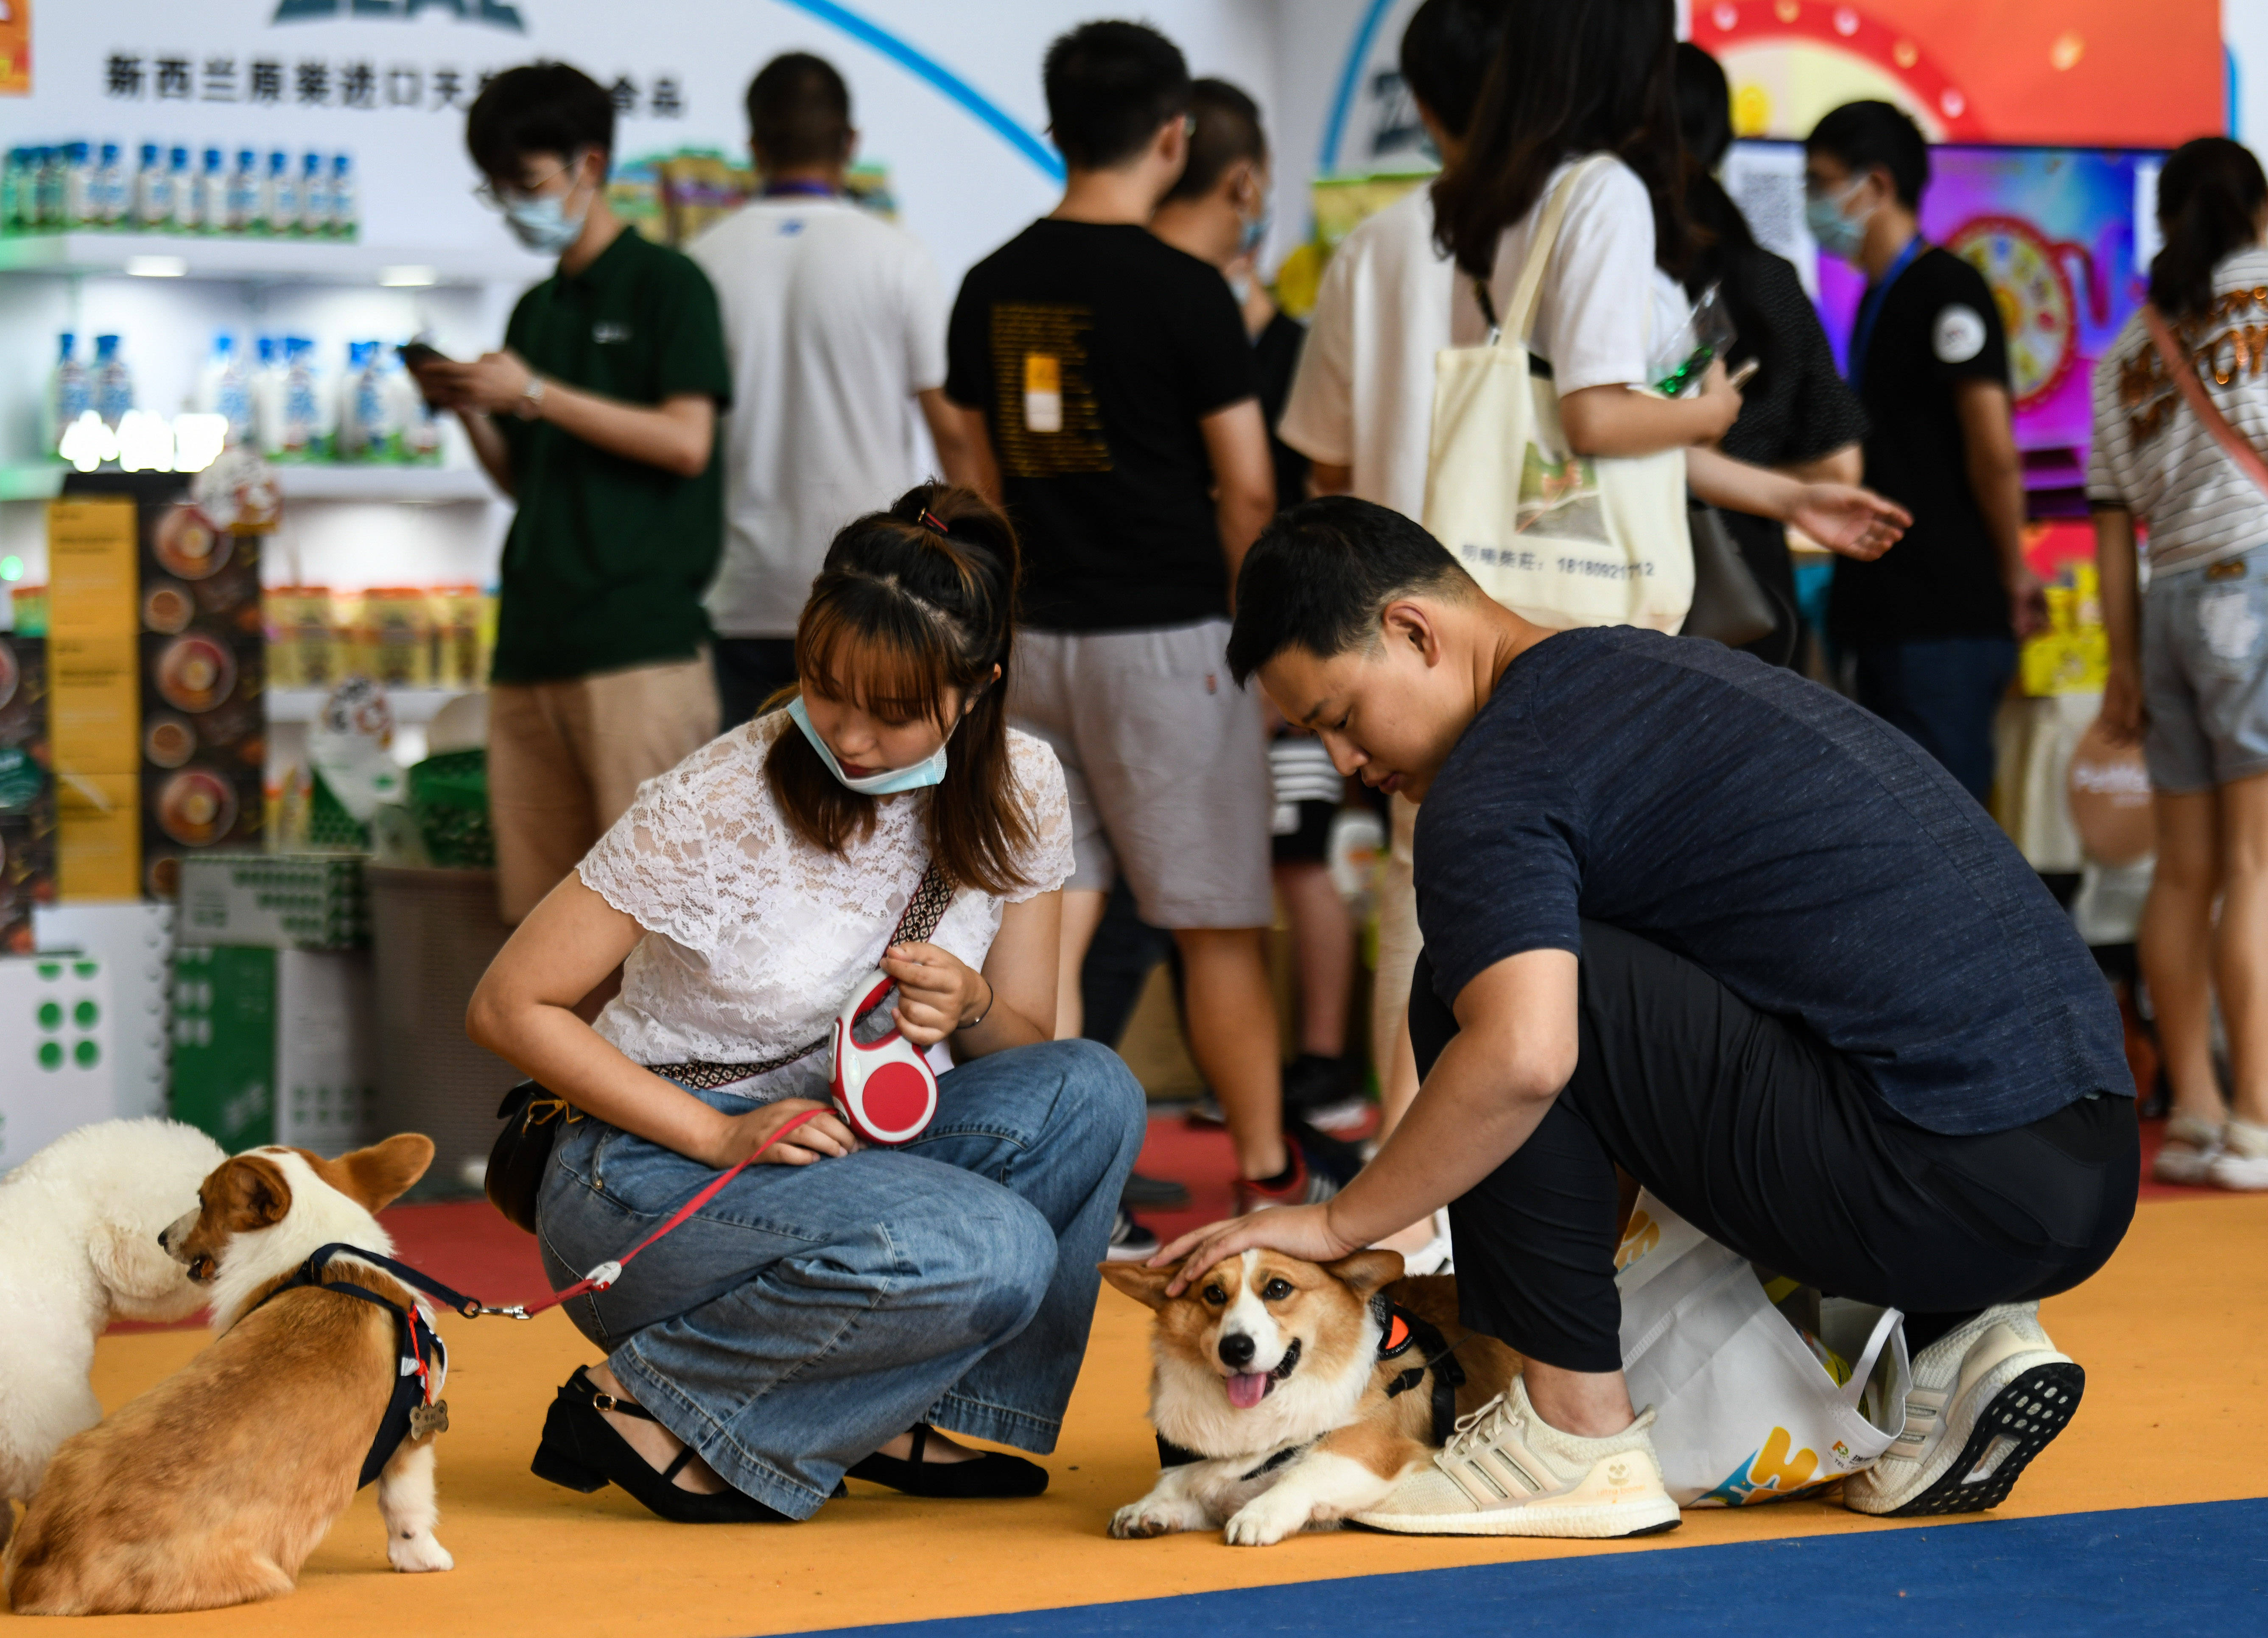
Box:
[2093,136,2268,1192]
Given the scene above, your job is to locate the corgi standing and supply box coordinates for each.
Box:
[3,1135,453,1616]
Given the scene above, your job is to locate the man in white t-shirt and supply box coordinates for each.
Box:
[691,53,979,726]
[1275,0,1510,1228]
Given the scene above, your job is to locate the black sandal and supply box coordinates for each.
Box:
[847,1424,1049,1498]
[532,1366,791,1524]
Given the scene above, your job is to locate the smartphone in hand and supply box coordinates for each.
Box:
[397,341,453,370]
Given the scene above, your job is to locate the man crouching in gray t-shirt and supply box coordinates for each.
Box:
[1151,495,2137,1540]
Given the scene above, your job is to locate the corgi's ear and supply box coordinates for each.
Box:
[330,1134,436,1212]
[218,1154,293,1229]
[1323,1249,1404,1300]
[1098,1260,1178,1311]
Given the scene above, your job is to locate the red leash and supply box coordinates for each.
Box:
[509,1109,828,1318]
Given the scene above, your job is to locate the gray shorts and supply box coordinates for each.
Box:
[1010,620,1273,928]
[2143,547,2268,794]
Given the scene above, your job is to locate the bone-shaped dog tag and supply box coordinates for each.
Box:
[409,1400,450,1439]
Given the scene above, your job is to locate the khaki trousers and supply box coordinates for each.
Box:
[487,652,719,923]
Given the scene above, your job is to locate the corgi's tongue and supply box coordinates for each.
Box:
[1227,1371,1272,1410]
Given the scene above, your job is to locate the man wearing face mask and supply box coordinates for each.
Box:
[416,63,733,926]
[1803,101,2041,806]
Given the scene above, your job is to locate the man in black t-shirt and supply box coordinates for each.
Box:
[1804,102,2043,803]
[943,25,1316,1212]
[1157,498,2135,1539]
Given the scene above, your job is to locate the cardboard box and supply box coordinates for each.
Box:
[171,945,376,1154]
[34,900,172,1121]
[0,955,118,1169]
[177,852,368,951]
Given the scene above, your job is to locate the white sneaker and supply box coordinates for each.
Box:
[1351,1375,1681,1538]
[2153,1110,2224,1185]
[2206,1117,2268,1191]
[1842,1303,2081,1517]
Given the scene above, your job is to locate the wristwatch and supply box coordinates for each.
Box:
[515,375,547,420]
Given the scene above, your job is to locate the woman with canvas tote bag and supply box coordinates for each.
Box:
[1426,0,1908,634]
[2092,136,2268,1193]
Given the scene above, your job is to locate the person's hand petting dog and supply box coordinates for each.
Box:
[1152,1204,1359,1295]
[882,940,993,1047]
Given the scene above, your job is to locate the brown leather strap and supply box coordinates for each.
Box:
[647,860,956,1090]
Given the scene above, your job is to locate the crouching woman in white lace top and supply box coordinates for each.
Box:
[468,484,1145,1523]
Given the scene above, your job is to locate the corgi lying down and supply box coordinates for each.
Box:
[1102,1249,1520,1545]
[3,1135,452,1616]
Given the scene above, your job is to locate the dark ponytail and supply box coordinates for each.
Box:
[765,482,1035,896]
[2150,137,2268,323]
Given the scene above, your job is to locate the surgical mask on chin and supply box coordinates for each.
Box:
[1804,178,1873,263]
[504,189,587,255]
[786,694,951,796]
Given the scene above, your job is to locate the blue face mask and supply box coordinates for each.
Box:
[1238,203,1271,260]
[1804,177,1873,264]
[503,185,587,256]
[786,694,951,795]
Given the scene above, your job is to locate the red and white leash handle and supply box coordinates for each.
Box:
[512,1107,829,1317]
[831,969,940,1146]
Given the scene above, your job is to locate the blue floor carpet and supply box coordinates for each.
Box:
[808,1497,2268,1638]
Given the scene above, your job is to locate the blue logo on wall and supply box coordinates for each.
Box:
[272,0,527,30]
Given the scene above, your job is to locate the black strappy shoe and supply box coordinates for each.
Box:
[532,1366,792,1524]
[846,1424,1049,1498]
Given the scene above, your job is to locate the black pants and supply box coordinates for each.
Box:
[713,637,800,732]
[1409,921,2138,1373]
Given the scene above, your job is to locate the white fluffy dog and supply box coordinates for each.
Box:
[0,1119,226,1541]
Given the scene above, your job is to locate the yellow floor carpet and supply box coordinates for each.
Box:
[9,1193,2262,1636]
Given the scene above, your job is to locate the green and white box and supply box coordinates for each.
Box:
[0,956,118,1169]
[178,853,369,952]
[171,946,376,1155]
[34,901,173,1121]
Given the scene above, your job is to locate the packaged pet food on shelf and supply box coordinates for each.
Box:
[353,588,432,689]
[264,586,341,690]
[428,585,487,690]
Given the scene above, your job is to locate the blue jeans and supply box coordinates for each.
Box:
[534,1039,1145,1520]
[1851,635,2017,804]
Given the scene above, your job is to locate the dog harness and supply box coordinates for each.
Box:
[1154,1300,1468,1474]
[247,1243,477,1489]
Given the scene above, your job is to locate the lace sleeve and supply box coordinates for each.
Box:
[1004,730,1077,903]
[576,749,725,956]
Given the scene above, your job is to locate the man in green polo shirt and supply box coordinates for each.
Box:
[414,62,732,924]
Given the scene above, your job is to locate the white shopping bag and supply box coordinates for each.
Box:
[1421,154,1694,634]
[1615,1192,1910,1507]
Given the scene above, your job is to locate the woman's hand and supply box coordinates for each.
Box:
[1152,1205,1359,1295]
[2100,660,2147,745]
[704,1099,859,1168]
[881,940,989,1047]
[1693,358,1743,442]
[1788,483,1911,560]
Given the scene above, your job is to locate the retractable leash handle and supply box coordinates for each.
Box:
[830,970,939,1146]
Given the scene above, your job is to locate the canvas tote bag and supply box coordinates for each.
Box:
[1615,1191,1911,1506]
[1422,155,1695,632]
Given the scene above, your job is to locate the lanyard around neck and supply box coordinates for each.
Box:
[1849,234,1924,396]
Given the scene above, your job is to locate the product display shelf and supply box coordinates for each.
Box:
[267,686,471,726]
[0,231,547,288]
[0,462,497,504]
